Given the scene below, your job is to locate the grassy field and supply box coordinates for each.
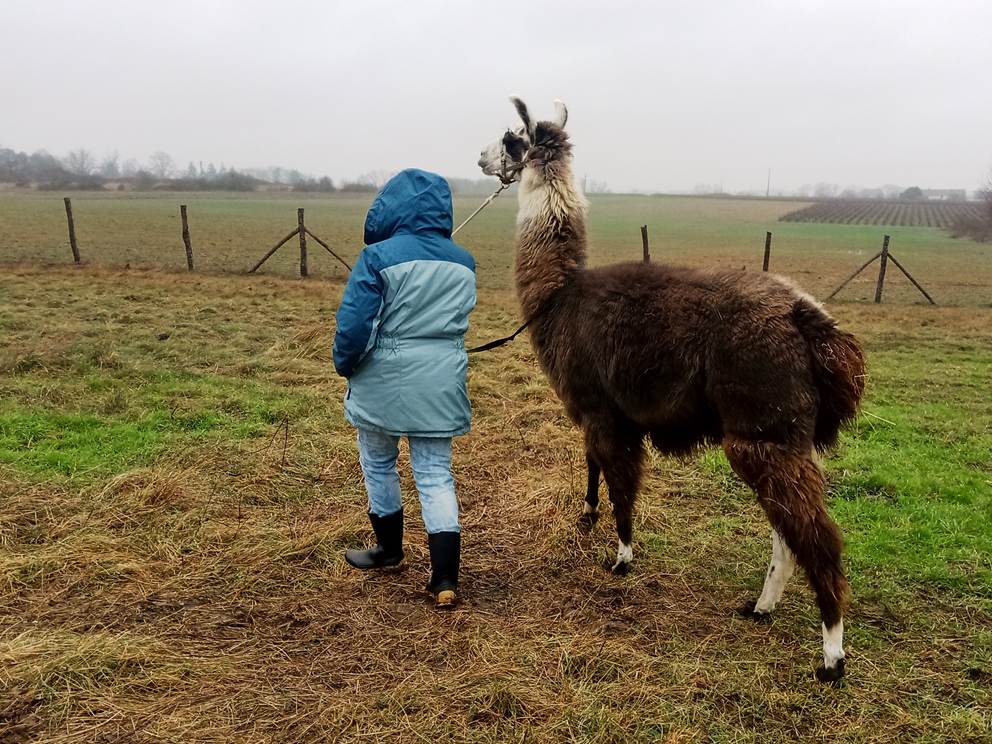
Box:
[1,192,991,741]
[2,190,991,304]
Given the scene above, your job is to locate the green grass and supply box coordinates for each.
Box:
[0,364,317,478]
[0,409,169,477]
[829,344,992,603]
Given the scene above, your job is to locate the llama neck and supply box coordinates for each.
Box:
[514,159,588,319]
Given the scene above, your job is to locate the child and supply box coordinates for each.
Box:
[333,169,476,608]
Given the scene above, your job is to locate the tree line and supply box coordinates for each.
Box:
[0,146,351,192]
[0,146,511,195]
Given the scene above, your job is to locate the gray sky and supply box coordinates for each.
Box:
[3,0,990,193]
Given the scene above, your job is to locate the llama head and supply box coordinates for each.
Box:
[477,97,570,184]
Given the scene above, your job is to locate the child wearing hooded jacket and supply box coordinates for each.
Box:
[333,169,476,608]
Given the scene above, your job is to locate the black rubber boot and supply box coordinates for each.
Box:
[426,531,460,608]
[345,509,404,569]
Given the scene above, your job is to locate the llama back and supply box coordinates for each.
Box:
[791,299,866,450]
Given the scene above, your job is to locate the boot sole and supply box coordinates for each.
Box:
[344,556,404,570]
[434,589,458,609]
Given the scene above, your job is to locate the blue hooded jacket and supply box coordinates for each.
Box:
[333,169,477,437]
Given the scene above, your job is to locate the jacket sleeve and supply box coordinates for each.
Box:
[333,249,384,378]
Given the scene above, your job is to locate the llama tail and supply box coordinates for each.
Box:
[792,299,866,451]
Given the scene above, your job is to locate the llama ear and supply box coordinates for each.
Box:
[553,99,568,128]
[510,96,536,140]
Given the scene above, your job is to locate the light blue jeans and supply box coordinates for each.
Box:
[357,428,460,534]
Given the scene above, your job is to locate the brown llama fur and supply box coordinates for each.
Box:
[481,99,866,681]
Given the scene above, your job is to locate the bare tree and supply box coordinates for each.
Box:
[29,150,65,181]
[980,171,992,222]
[121,158,140,178]
[583,177,610,194]
[99,151,120,178]
[813,182,839,198]
[147,151,176,179]
[64,148,96,176]
[356,170,393,189]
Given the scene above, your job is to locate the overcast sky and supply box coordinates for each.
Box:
[3,0,990,193]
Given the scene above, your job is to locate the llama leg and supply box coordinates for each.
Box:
[588,428,643,575]
[578,452,601,531]
[607,486,635,575]
[724,438,849,683]
[604,462,639,575]
[738,530,796,622]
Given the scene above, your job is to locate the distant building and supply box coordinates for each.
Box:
[923,188,968,201]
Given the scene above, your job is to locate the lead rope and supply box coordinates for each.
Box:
[452,180,512,236]
[466,318,530,354]
[458,175,531,353]
[461,143,533,352]
[452,143,521,236]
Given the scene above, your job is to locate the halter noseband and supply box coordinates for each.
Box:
[498,130,526,185]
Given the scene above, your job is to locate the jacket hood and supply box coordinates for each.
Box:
[364,168,453,245]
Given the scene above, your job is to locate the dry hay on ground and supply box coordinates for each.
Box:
[0,268,990,742]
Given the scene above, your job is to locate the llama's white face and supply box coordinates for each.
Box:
[477,126,529,182]
[477,97,568,183]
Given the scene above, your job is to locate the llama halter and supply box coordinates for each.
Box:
[450,133,521,236]
[498,137,526,186]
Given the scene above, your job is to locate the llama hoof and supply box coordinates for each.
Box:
[736,600,772,624]
[577,512,599,532]
[816,658,846,686]
[605,541,634,575]
[611,561,631,576]
[603,557,631,576]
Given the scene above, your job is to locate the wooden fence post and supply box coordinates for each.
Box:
[298,208,308,278]
[641,225,650,263]
[180,205,194,271]
[762,231,772,271]
[874,234,890,303]
[63,197,80,264]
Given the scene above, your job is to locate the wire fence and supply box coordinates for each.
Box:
[32,196,943,305]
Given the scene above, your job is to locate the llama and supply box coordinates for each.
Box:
[477,98,866,682]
